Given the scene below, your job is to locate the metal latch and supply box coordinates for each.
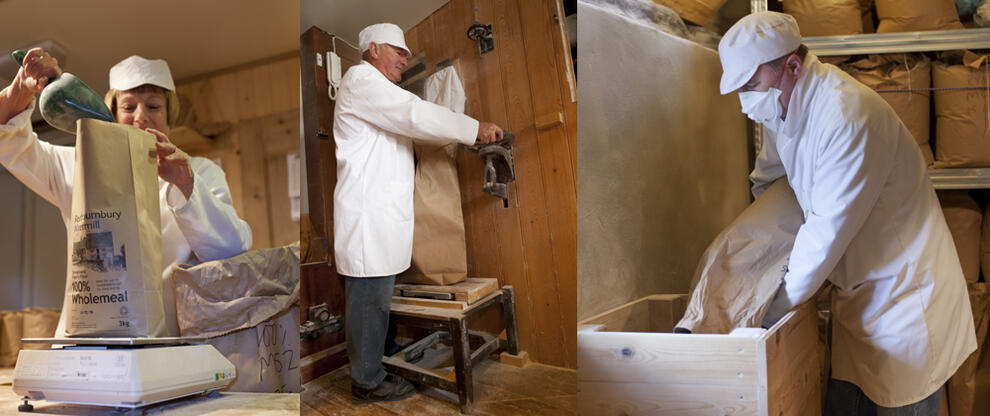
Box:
[299,303,343,339]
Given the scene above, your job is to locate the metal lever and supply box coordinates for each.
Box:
[299,303,343,339]
[465,131,516,207]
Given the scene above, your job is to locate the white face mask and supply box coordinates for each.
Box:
[738,88,784,129]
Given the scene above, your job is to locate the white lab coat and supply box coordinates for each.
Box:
[332,61,478,277]
[0,100,253,337]
[754,54,976,407]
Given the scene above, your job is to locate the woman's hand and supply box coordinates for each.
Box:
[0,48,62,125]
[147,128,194,199]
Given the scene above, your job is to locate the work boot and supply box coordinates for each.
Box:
[352,374,416,404]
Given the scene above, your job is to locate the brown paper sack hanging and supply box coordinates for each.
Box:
[172,245,301,393]
[400,142,468,286]
[938,190,982,283]
[676,178,804,334]
[64,119,165,337]
[842,54,934,165]
[933,51,990,169]
[783,0,863,37]
[21,308,61,350]
[946,283,990,416]
[875,0,964,33]
[0,311,23,367]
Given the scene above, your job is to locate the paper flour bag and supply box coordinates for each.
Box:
[172,245,301,393]
[676,179,804,334]
[64,118,165,337]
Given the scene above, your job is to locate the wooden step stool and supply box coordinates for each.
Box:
[384,278,520,413]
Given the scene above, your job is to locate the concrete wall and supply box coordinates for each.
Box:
[577,0,751,320]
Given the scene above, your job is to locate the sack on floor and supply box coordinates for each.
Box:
[63,119,165,337]
[842,54,934,165]
[172,244,301,393]
[875,0,963,32]
[676,178,804,333]
[933,51,990,169]
[783,0,863,37]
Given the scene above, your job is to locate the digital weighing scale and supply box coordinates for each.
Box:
[12,337,235,411]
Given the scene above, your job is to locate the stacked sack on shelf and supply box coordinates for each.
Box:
[933,50,990,168]
[824,49,989,170]
[937,189,990,416]
[785,0,989,37]
[783,0,871,36]
[840,53,934,165]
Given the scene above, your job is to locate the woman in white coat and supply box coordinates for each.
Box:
[0,48,252,337]
[718,12,976,415]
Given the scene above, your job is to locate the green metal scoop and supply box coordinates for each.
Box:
[12,50,115,133]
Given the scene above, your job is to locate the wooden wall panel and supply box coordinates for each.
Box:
[407,0,577,368]
[174,54,301,250]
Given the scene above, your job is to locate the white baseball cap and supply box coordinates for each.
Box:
[108,55,176,91]
[718,12,801,95]
[358,23,411,55]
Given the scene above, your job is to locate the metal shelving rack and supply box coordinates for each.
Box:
[751,0,990,189]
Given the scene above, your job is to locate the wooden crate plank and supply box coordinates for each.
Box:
[763,301,823,416]
[391,291,500,320]
[584,298,652,333]
[577,331,761,385]
[579,381,760,416]
[392,296,469,311]
[393,278,498,304]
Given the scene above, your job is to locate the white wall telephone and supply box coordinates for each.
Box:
[327,51,341,100]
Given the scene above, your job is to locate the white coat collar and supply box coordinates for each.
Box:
[778,53,822,140]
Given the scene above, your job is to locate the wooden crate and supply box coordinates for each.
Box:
[578,294,822,416]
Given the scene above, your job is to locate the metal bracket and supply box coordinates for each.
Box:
[465,131,516,207]
[299,303,342,339]
[467,23,494,56]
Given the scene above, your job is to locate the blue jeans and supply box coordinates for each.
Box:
[344,274,395,389]
[825,379,941,416]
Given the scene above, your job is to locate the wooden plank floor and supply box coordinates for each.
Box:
[301,359,576,415]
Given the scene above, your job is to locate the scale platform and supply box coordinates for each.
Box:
[12,337,235,410]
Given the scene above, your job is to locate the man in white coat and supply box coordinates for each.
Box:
[332,23,502,404]
[718,12,976,415]
[0,50,252,337]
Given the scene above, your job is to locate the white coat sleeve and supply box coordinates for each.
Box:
[349,70,479,146]
[778,118,893,311]
[165,157,252,261]
[0,99,74,218]
[749,129,786,198]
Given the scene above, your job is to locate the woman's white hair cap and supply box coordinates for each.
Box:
[358,23,411,55]
[718,12,801,95]
[108,55,176,92]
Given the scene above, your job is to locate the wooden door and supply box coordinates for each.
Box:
[298,26,363,383]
